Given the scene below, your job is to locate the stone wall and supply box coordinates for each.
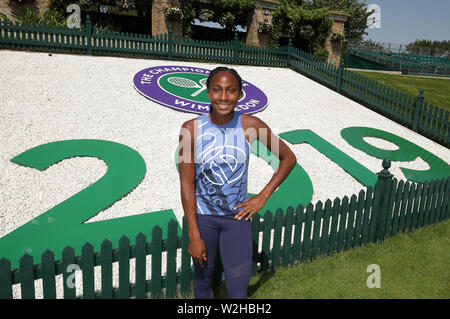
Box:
[245,0,277,47]
[152,0,182,37]
[324,11,350,67]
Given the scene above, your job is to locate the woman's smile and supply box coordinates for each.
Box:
[207,71,242,119]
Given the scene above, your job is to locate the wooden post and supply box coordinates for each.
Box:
[86,15,92,55]
[412,89,424,132]
[337,57,345,93]
[168,24,173,61]
[233,32,239,65]
[287,38,292,68]
[0,258,13,299]
[370,159,394,243]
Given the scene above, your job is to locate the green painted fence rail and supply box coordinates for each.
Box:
[1,160,449,299]
[0,16,448,146]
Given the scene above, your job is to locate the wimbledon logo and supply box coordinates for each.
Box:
[133,66,268,114]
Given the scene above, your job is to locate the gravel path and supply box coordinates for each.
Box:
[1,50,449,298]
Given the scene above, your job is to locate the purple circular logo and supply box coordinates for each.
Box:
[133,66,268,114]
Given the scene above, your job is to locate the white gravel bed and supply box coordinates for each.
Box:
[1,50,449,298]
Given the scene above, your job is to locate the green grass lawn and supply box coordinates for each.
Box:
[352,71,450,113]
[180,219,450,299]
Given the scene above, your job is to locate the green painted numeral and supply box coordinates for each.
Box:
[248,139,313,216]
[1,140,179,269]
[341,127,450,182]
[279,129,378,187]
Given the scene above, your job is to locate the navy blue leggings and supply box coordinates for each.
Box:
[193,214,253,299]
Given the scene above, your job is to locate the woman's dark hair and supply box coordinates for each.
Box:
[206,67,243,113]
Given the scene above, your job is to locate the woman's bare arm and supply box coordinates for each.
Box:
[178,119,207,266]
[235,115,297,220]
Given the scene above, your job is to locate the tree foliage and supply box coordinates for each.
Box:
[179,0,254,37]
[272,1,332,60]
[3,6,67,27]
[406,39,450,57]
[303,0,374,41]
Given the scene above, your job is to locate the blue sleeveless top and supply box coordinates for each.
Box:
[194,112,250,216]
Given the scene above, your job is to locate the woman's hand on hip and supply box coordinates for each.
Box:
[234,193,269,221]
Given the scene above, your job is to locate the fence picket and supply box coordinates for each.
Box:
[0,258,13,299]
[411,183,424,229]
[345,195,357,250]
[404,182,417,232]
[81,243,95,299]
[118,236,130,299]
[41,250,56,299]
[320,200,332,256]
[62,246,76,299]
[398,181,411,233]
[261,210,273,271]
[165,220,178,298]
[353,190,366,247]
[251,213,261,276]
[19,254,35,299]
[135,233,147,299]
[151,226,162,298]
[311,201,323,259]
[361,186,374,244]
[292,205,305,263]
[301,204,314,262]
[283,207,295,266]
[180,217,191,295]
[272,209,284,268]
[430,179,442,224]
[418,181,430,227]
[391,179,403,235]
[328,198,341,254]
[444,178,450,220]
[436,178,449,221]
[424,180,437,226]
[100,239,113,299]
[337,196,349,252]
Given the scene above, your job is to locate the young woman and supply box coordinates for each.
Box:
[178,67,296,299]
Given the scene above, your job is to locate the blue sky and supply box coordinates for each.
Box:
[364,0,450,45]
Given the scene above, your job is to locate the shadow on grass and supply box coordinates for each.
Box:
[248,269,276,298]
[209,268,277,299]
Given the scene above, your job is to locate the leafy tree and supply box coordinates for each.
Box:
[49,0,82,13]
[178,0,255,38]
[303,0,374,41]
[406,39,450,57]
[272,2,333,60]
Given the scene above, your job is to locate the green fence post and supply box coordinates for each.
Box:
[0,258,13,299]
[370,159,394,243]
[86,15,92,55]
[287,38,292,68]
[337,58,345,93]
[233,32,239,65]
[168,25,173,61]
[412,89,424,132]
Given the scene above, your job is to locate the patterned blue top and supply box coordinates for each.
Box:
[194,112,250,216]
